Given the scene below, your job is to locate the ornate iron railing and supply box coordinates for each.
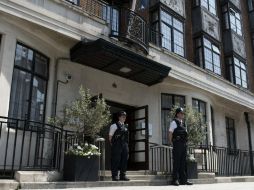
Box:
[64,0,149,53]
[110,7,149,53]
[150,144,254,176]
[0,116,105,179]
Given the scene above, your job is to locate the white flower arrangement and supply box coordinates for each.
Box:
[66,143,101,158]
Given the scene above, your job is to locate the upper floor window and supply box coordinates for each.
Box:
[222,5,242,36]
[8,43,49,122]
[195,37,221,75]
[66,0,79,5]
[151,10,185,57]
[226,117,236,150]
[227,57,248,88]
[161,94,185,145]
[192,98,207,145]
[160,10,184,56]
[200,0,216,15]
[248,0,254,12]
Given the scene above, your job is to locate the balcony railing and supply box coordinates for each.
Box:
[110,7,149,53]
[150,144,254,176]
[0,116,105,179]
[64,0,149,53]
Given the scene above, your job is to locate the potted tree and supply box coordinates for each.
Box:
[49,86,111,181]
[170,106,206,179]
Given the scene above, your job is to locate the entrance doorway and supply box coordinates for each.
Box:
[100,101,149,171]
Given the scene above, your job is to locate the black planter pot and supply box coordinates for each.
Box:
[63,154,99,181]
[186,161,198,179]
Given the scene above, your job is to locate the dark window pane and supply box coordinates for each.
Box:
[35,53,48,78]
[8,69,31,119]
[30,76,47,122]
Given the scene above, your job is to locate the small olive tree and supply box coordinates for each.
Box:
[169,105,207,147]
[49,85,111,143]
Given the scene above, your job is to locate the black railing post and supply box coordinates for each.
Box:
[244,112,254,175]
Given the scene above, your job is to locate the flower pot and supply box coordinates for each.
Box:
[186,161,198,179]
[63,154,99,181]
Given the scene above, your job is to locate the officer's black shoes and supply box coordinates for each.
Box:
[119,176,130,181]
[172,180,180,186]
[112,176,119,181]
[180,181,193,185]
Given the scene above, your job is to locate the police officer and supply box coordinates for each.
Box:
[109,111,129,181]
[169,107,193,186]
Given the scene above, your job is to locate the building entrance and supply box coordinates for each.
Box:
[100,101,149,171]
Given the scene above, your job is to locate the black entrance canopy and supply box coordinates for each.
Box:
[70,39,171,86]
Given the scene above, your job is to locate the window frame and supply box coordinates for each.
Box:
[8,42,49,123]
[195,36,221,75]
[225,117,237,151]
[222,4,242,36]
[194,0,217,15]
[150,6,185,57]
[161,93,185,145]
[227,56,248,88]
[65,0,80,6]
[192,98,208,145]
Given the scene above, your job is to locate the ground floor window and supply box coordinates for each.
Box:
[161,93,185,145]
[8,43,49,123]
[192,98,208,145]
[226,117,236,150]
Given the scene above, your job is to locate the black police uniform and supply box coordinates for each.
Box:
[172,118,188,184]
[111,122,129,180]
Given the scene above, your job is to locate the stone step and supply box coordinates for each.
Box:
[101,174,170,181]
[0,180,19,190]
[103,170,149,176]
[198,172,215,179]
[20,180,169,189]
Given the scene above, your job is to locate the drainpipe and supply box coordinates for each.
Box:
[52,57,70,117]
[244,112,254,175]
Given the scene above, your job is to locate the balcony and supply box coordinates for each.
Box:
[110,7,148,53]
[64,0,149,53]
[192,7,221,41]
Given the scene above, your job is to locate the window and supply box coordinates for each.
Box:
[222,5,242,36]
[248,0,254,12]
[200,0,216,15]
[8,43,49,123]
[151,10,185,57]
[192,98,207,145]
[161,94,185,145]
[195,37,221,75]
[66,0,79,5]
[226,117,236,150]
[160,10,184,56]
[227,57,248,88]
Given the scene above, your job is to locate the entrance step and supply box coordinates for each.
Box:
[0,180,19,190]
[101,174,169,181]
[19,180,169,189]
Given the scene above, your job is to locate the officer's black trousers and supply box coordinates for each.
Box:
[111,141,129,177]
[172,141,187,183]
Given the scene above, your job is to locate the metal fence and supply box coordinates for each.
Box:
[150,144,254,176]
[0,116,105,179]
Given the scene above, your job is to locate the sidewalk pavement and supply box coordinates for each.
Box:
[28,182,254,190]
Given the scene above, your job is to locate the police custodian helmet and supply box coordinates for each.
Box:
[175,107,184,117]
[118,111,127,117]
